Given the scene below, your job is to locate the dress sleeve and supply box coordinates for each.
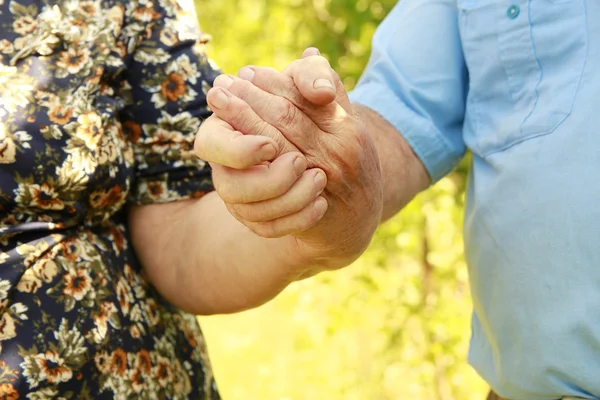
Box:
[349,0,468,182]
[120,0,220,205]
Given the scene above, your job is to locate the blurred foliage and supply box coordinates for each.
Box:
[195,0,486,399]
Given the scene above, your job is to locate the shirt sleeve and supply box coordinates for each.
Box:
[349,0,468,182]
[120,0,219,205]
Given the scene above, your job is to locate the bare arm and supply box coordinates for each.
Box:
[129,102,428,316]
[129,193,309,315]
[143,0,464,315]
[354,104,429,221]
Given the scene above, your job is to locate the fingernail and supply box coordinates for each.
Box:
[313,197,328,217]
[261,142,277,161]
[294,156,306,176]
[210,88,229,109]
[214,74,234,89]
[313,171,326,189]
[238,67,255,82]
[314,78,334,90]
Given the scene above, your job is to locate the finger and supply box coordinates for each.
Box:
[236,196,328,239]
[298,48,352,112]
[194,115,277,169]
[207,83,297,155]
[328,68,353,114]
[235,60,335,108]
[235,65,351,134]
[230,168,327,222]
[283,54,353,112]
[238,66,278,79]
[212,73,321,154]
[302,47,321,58]
[282,55,337,106]
[237,53,351,113]
[235,67,315,114]
[212,152,308,204]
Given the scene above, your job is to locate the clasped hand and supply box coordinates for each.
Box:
[195,48,383,269]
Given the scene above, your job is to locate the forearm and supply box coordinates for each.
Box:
[354,104,430,221]
[129,101,428,317]
[129,192,313,315]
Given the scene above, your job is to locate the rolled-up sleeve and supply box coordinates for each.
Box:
[349,0,468,182]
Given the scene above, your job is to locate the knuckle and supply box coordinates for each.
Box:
[228,102,246,123]
[231,79,253,100]
[272,100,297,129]
[327,167,345,187]
[214,174,246,204]
[228,140,255,170]
[285,58,302,75]
[290,58,303,68]
[314,55,331,68]
[271,131,293,154]
[214,181,237,204]
[246,118,270,138]
[299,55,330,74]
[213,73,231,86]
[254,68,278,89]
[282,78,307,105]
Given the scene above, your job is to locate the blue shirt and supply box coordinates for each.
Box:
[349,0,600,398]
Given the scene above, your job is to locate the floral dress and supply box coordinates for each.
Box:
[0,0,221,396]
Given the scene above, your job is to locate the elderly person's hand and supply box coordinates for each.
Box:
[195,49,383,268]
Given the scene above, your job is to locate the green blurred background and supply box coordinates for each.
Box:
[194,1,487,399]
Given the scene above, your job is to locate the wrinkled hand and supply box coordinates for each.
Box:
[195,49,383,268]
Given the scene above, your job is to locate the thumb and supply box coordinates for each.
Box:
[301,47,321,58]
[287,48,352,112]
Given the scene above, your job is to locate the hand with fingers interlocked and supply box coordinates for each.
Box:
[195,48,383,268]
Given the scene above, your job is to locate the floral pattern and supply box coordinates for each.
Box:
[0,0,220,396]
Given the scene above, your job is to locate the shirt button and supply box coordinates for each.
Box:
[507,4,520,19]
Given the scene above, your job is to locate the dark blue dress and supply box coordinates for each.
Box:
[0,0,221,397]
